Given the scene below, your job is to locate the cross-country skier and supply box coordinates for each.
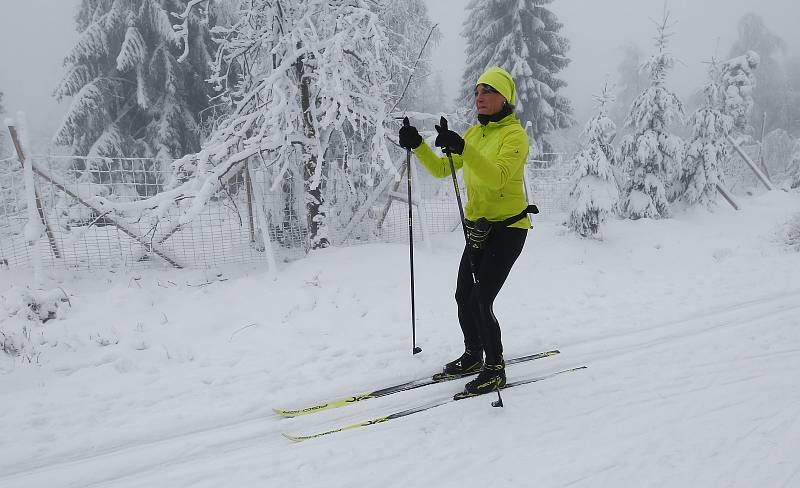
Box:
[398,66,532,397]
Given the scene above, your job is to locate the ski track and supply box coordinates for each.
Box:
[3,289,799,487]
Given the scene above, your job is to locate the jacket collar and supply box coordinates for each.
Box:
[477,103,514,126]
[478,111,517,129]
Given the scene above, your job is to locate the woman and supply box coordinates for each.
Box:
[398,66,532,397]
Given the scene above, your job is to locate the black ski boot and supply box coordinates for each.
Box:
[456,359,506,399]
[433,350,484,380]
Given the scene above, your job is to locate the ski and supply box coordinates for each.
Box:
[282,365,587,442]
[273,349,559,418]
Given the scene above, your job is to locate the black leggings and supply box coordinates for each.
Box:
[455,226,527,364]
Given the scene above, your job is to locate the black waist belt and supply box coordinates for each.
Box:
[464,205,539,249]
[496,204,539,227]
[466,205,539,231]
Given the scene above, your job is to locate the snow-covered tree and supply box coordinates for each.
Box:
[786,56,800,138]
[459,0,573,152]
[681,59,734,207]
[166,0,412,250]
[320,0,437,242]
[618,9,685,220]
[729,13,787,135]
[54,0,220,195]
[720,50,760,143]
[566,83,620,238]
[381,0,439,114]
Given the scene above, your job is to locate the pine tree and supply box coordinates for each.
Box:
[681,59,734,207]
[54,0,219,195]
[618,9,685,220]
[720,50,760,143]
[459,0,573,152]
[566,83,620,238]
[169,0,412,250]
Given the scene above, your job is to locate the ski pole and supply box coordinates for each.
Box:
[442,120,477,283]
[403,117,422,356]
[442,118,503,407]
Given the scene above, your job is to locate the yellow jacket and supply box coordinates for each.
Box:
[413,113,531,229]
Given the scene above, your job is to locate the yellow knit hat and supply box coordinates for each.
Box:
[476,67,516,106]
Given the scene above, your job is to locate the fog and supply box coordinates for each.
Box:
[0,0,80,147]
[424,0,800,122]
[0,0,798,147]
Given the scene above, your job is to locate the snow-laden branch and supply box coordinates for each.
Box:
[387,23,438,115]
[74,0,441,249]
[173,0,209,63]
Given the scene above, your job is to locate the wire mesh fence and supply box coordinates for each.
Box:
[4,144,773,272]
[0,152,570,271]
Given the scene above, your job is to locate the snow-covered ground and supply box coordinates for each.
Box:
[2,190,800,488]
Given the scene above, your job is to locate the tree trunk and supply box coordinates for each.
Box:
[295,50,328,250]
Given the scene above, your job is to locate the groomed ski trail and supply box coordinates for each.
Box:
[2,289,799,488]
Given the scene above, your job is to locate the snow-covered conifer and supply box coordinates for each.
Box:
[681,59,734,207]
[566,83,620,238]
[729,13,787,135]
[459,0,573,151]
[720,50,760,143]
[54,0,220,194]
[618,9,685,220]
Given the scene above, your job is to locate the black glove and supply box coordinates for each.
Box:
[434,116,465,155]
[399,117,423,150]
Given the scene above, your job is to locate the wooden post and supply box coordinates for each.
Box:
[727,134,775,191]
[7,125,61,258]
[244,159,256,243]
[757,112,772,181]
[248,168,278,276]
[716,183,740,210]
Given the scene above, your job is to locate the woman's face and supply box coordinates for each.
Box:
[475,84,506,116]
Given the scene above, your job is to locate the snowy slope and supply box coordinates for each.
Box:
[1,190,800,488]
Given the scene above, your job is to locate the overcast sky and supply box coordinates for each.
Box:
[0,0,80,147]
[1,0,798,146]
[424,0,800,121]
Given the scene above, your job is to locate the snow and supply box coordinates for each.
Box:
[2,190,800,487]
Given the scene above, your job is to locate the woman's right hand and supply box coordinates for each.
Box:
[399,117,423,150]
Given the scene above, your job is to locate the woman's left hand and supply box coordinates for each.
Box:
[434,117,465,155]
